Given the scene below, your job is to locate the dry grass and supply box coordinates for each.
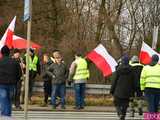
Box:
[31,94,114,106]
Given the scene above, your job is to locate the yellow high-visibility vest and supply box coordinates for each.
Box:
[73,57,89,80]
[140,64,160,90]
[29,55,38,71]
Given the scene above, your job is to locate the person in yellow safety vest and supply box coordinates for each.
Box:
[68,52,90,110]
[129,55,144,117]
[140,54,160,112]
[24,48,41,102]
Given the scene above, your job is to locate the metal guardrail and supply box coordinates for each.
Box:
[33,82,111,95]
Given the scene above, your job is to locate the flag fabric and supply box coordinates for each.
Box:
[0,16,16,49]
[139,41,160,64]
[86,44,118,77]
[13,35,41,49]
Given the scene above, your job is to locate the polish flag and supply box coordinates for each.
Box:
[139,41,160,64]
[0,16,16,49]
[86,44,118,77]
[13,35,41,49]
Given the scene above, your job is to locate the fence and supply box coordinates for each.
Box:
[33,81,111,95]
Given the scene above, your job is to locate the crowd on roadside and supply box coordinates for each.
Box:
[0,45,160,120]
[0,45,89,117]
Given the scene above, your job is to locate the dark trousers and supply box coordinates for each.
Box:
[29,70,37,100]
[43,80,52,104]
[145,92,160,112]
[74,83,86,108]
[14,80,22,107]
[114,97,129,120]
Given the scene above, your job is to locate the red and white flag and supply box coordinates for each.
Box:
[139,41,160,64]
[12,35,41,49]
[0,16,16,49]
[86,44,117,77]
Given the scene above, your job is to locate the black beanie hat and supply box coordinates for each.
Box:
[121,55,129,65]
[1,45,10,56]
[152,54,159,62]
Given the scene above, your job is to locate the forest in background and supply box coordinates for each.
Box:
[0,0,160,84]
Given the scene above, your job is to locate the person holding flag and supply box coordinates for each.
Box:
[0,45,22,116]
[110,55,136,120]
[140,54,160,112]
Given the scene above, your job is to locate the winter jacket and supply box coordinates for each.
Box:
[131,62,143,97]
[47,62,69,84]
[0,56,22,84]
[110,64,135,99]
[42,59,53,81]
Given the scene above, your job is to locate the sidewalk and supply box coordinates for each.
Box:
[13,105,116,112]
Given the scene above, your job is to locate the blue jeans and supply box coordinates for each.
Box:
[74,83,86,108]
[51,84,66,107]
[145,92,160,112]
[0,85,14,116]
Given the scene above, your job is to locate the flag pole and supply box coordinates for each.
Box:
[24,0,32,119]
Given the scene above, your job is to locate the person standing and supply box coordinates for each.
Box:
[12,49,24,110]
[0,45,22,116]
[41,53,52,106]
[68,52,90,110]
[129,55,144,117]
[110,55,135,120]
[47,50,68,109]
[24,48,41,102]
[140,54,160,112]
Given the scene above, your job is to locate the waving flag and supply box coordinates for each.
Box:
[139,41,160,64]
[86,44,117,77]
[13,35,41,49]
[0,16,16,49]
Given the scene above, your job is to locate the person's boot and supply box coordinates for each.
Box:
[138,108,143,115]
[119,115,125,120]
[129,108,135,117]
[116,106,121,117]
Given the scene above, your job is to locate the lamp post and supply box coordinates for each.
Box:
[24,0,32,119]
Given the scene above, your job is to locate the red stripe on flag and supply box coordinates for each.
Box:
[139,51,151,65]
[5,29,13,49]
[87,50,112,76]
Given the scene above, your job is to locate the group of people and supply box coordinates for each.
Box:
[0,45,90,117]
[110,54,160,120]
[0,45,41,116]
[0,45,160,119]
[41,50,89,110]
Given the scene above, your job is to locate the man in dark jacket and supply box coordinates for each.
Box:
[47,51,69,109]
[110,55,135,120]
[12,49,24,110]
[0,45,22,116]
[41,53,53,106]
[129,55,143,117]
